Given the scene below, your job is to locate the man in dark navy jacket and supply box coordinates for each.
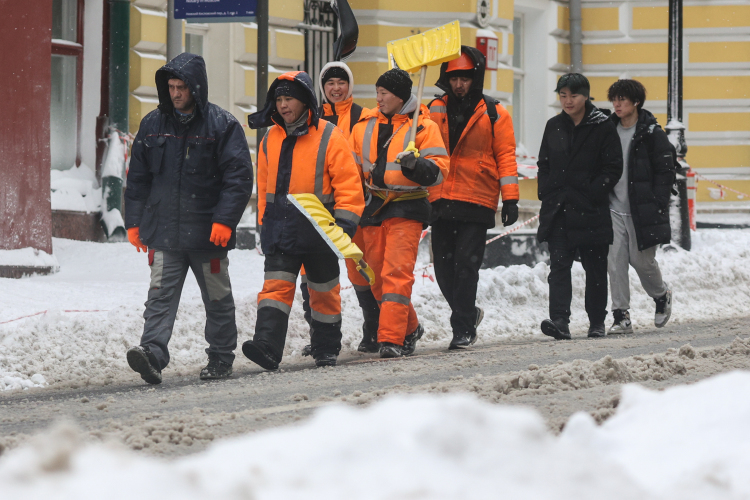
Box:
[124,53,253,384]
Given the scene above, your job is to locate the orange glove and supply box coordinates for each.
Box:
[127,227,148,253]
[210,223,232,247]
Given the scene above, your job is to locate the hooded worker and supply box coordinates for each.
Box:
[428,46,519,349]
[349,68,450,358]
[124,53,254,384]
[243,71,365,369]
[298,62,381,356]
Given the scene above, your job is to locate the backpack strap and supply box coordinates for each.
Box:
[349,103,363,133]
[483,95,499,137]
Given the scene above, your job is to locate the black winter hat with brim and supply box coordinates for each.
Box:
[376,68,412,103]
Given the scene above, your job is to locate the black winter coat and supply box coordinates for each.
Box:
[537,101,623,247]
[610,109,675,250]
[125,53,254,252]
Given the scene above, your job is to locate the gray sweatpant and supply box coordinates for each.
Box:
[608,212,668,311]
[141,249,237,370]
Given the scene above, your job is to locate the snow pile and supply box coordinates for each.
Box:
[1,229,750,390]
[50,164,101,213]
[0,247,58,269]
[1,371,750,499]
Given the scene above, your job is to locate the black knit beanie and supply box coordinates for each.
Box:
[376,68,412,103]
[275,80,309,106]
[322,66,349,84]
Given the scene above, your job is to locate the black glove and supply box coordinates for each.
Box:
[397,151,418,170]
[335,218,357,239]
[501,200,518,227]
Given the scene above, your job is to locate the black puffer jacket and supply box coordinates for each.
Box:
[536,100,623,247]
[611,109,675,250]
[125,53,254,252]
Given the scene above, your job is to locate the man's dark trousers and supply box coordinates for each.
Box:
[432,218,487,338]
[547,212,609,325]
[142,249,237,370]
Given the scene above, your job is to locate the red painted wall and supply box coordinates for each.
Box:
[0,0,53,253]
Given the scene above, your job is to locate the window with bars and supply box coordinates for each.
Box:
[298,0,338,102]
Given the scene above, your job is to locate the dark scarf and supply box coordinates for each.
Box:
[446,90,483,153]
[174,108,195,125]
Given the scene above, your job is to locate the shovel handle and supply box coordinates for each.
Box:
[407,65,428,158]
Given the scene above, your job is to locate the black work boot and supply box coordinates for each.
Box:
[449,307,482,349]
[541,318,572,340]
[379,342,403,358]
[126,345,162,385]
[402,323,424,356]
[356,289,381,353]
[587,322,607,338]
[242,340,280,371]
[314,353,337,367]
[200,353,233,380]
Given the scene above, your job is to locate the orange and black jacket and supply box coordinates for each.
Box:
[320,97,364,140]
[428,46,519,228]
[349,96,449,226]
[248,71,365,255]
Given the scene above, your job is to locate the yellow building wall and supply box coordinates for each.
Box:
[580,0,750,206]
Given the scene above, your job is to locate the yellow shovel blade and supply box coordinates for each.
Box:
[287,193,375,286]
[387,21,462,73]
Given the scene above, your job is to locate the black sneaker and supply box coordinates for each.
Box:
[609,309,633,334]
[587,322,606,338]
[301,344,312,357]
[379,342,403,358]
[402,324,424,356]
[126,345,162,385]
[540,319,571,340]
[314,353,337,367]
[242,341,279,371]
[654,286,672,328]
[200,354,233,380]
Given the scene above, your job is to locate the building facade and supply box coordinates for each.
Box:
[1,0,749,276]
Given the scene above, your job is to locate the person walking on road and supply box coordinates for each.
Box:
[428,47,519,349]
[299,61,381,356]
[349,68,450,358]
[606,79,675,334]
[537,73,623,340]
[125,53,254,384]
[244,71,365,369]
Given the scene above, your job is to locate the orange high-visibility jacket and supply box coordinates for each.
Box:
[428,97,519,210]
[257,110,365,254]
[349,99,449,194]
[321,97,366,140]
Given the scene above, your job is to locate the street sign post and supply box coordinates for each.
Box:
[174,0,257,23]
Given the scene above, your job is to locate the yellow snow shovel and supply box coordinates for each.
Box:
[287,193,375,286]
[387,21,461,159]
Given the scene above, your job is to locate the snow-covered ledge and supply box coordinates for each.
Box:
[0,247,59,279]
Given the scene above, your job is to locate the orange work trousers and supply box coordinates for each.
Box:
[362,218,421,345]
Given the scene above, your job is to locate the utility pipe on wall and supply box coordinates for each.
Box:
[569,0,583,73]
[167,0,182,61]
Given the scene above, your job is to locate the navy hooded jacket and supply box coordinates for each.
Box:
[125,53,254,252]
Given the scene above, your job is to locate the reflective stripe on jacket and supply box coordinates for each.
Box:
[257,111,365,255]
[321,97,366,140]
[428,96,519,210]
[349,97,449,194]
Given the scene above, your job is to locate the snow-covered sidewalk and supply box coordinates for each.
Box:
[1,371,749,499]
[2,229,750,390]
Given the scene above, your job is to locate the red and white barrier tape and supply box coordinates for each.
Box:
[0,310,109,326]
[694,173,750,200]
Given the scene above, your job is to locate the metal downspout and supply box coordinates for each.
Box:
[569,0,583,73]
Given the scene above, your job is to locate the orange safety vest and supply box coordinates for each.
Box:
[428,96,519,210]
[349,101,449,194]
